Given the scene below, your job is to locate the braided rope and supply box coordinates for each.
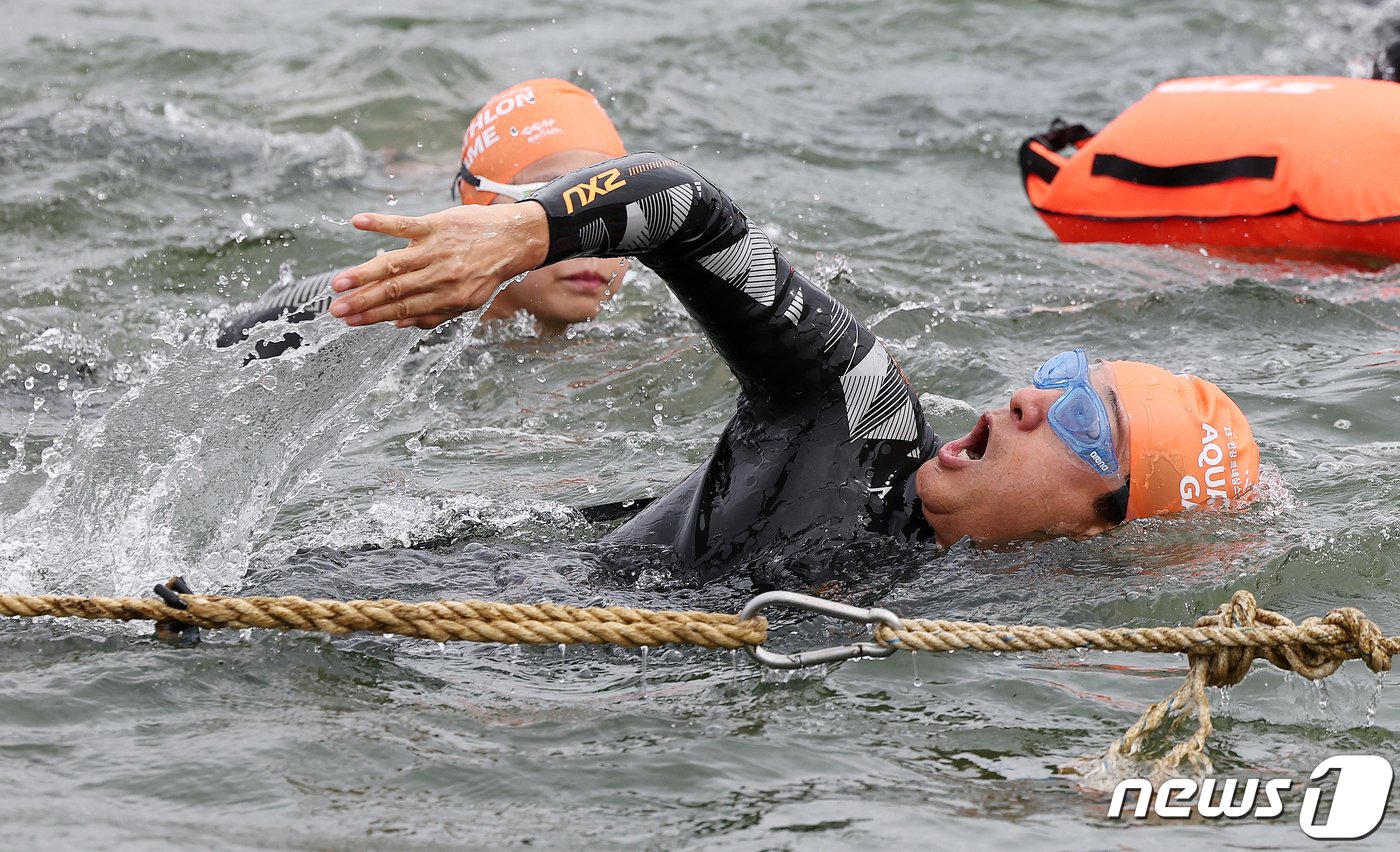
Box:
[2,587,1394,786]
[875,594,1399,677]
[1037,592,1397,789]
[0,593,768,649]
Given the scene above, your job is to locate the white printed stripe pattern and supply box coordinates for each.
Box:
[839,342,919,443]
[252,269,336,314]
[578,219,610,256]
[619,184,695,253]
[823,300,856,357]
[620,173,917,447]
[697,223,778,307]
[780,286,804,326]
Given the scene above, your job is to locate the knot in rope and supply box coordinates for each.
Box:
[1069,591,1399,790]
[1318,605,1392,674]
[1189,591,1394,689]
[1188,590,1295,688]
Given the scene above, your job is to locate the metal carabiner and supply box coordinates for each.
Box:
[739,590,903,670]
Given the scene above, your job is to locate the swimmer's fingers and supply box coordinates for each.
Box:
[331,212,452,294]
[331,244,434,294]
[331,209,481,318]
[333,266,500,327]
[335,290,468,328]
[351,212,433,241]
[330,263,437,318]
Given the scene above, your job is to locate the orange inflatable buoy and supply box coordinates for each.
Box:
[1019,76,1400,263]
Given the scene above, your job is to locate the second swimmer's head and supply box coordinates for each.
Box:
[453,78,626,205]
[454,78,630,335]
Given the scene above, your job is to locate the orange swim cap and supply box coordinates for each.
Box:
[455,78,625,205]
[1107,361,1260,521]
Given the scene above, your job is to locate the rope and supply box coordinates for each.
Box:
[875,591,1397,787]
[875,593,1398,674]
[0,592,767,649]
[1,586,1394,788]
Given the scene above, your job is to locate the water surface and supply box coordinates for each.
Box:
[2,0,1399,848]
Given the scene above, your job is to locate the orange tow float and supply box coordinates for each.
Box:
[1020,76,1400,263]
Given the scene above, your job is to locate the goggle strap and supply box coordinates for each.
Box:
[451,163,482,201]
[1111,480,1130,519]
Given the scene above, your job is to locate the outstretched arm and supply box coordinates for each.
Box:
[331,154,897,413]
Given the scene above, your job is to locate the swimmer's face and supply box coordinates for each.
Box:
[915,363,1130,548]
[481,148,631,335]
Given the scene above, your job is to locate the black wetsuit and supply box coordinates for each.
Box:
[529,153,940,577]
[217,269,339,359]
[221,153,943,580]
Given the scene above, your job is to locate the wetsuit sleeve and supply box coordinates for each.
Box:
[215,269,338,358]
[530,152,896,415]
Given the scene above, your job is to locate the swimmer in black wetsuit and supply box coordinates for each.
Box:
[323,153,1261,576]
[219,78,630,358]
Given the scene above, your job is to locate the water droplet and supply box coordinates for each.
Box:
[1313,679,1330,712]
[639,646,650,695]
[385,194,398,206]
[595,421,606,432]
[558,643,567,661]
[911,650,922,687]
[1366,672,1386,727]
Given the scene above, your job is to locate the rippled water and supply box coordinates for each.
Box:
[2,0,1399,848]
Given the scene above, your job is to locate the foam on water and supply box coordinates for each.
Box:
[0,316,407,594]
[0,292,522,596]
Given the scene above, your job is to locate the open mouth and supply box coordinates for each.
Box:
[936,413,991,469]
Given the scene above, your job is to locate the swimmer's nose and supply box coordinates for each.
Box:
[1008,385,1058,432]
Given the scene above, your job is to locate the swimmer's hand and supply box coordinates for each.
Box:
[328,203,549,329]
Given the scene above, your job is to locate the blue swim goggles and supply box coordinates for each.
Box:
[1033,348,1121,477]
